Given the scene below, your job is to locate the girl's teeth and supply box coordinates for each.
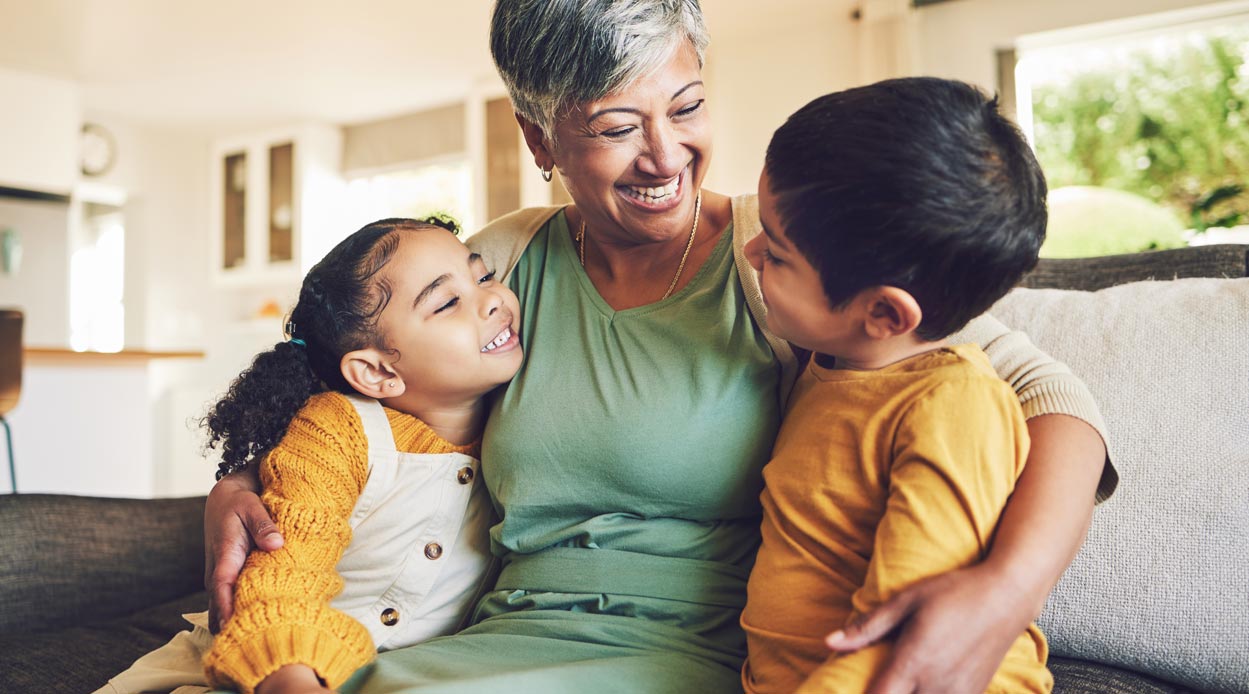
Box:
[482,328,512,352]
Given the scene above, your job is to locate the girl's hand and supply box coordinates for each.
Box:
[825,562,1032,694]
[255,664,333,694]
[204,467,284,632]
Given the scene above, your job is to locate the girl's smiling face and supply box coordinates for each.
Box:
[373,228,523,406]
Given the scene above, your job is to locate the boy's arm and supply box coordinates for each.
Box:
[800,378,1028,694]
[204,395,374,694]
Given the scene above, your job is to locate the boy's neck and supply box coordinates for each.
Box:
[815,336,948,372]
[382,394,490,447]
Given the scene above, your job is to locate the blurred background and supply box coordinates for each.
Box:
[0,0,1245,498]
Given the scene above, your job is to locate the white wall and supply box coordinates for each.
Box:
[702,1,862,198]
[0,68,79,194]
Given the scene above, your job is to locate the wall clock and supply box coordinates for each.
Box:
[80,122,117,177]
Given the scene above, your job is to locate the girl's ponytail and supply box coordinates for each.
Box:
[203,340,322,479]
[203,217,442,479]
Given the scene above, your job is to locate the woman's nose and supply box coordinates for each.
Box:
[638,123,684,179]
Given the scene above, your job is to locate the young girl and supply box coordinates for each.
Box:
[97,217,524,694]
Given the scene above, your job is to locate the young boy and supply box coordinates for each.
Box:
[740,77,1053,694]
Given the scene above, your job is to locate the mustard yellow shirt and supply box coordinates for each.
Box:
[202,391,479,694]
[741,344,1051,694]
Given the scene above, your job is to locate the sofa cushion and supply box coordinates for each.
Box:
[0,590,207,694]
[1050,656,1200,694]
[991,277,1249,694]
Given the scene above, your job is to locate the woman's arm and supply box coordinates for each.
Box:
[204,466,284,633]
[825,314,1111,693]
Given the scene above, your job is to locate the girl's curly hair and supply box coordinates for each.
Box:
[202,216,456,474]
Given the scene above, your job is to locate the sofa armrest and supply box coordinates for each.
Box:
[0,494,205,634]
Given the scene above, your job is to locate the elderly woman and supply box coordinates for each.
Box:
[205,2,1114,692]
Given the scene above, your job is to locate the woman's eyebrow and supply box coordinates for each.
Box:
[586,81,705,124]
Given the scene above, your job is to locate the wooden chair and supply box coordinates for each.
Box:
[0,309,21,493]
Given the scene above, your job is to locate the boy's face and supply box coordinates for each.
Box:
[745,170,861,356]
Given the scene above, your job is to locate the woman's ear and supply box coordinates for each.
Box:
[862,287,923,340]
[341,348,405,399]
[515,112,554,170]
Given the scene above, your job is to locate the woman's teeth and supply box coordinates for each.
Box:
[625,178,679,203]
[481,327,513,352]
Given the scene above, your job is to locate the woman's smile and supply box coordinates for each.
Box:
[617,167,688,212]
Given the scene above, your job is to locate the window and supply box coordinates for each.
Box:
[1015,9,1249,256]
[69,200,124,352]
[342,158,474,239]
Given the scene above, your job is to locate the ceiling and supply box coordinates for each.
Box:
[0,0,846,131]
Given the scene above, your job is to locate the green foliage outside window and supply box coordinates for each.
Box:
[1031,26,1249,244]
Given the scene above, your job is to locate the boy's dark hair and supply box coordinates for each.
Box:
[202,216,455,475]
[764,76,1046,341]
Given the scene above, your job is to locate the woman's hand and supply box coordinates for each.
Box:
[825,562,1033,694]
[204,467,284,632]
[255,664,333,694]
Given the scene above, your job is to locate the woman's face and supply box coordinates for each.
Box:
[546,41,712,246]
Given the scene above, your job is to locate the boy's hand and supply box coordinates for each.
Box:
[825,563,1029,694]
[255,664,333,694]
[204,468,284,632]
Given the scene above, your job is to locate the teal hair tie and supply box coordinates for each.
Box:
[289,338,306,347]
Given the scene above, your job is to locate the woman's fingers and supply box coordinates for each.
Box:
[825,587,918,651]
[203,472,282,632]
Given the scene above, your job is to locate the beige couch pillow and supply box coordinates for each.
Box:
[991,277,1249,694]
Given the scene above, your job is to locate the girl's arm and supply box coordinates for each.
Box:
[203,393,374,694]
[826,314,1111,694]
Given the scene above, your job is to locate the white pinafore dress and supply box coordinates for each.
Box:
[96,395,495,694]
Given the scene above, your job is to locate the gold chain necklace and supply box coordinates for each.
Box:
[576,191,702,301]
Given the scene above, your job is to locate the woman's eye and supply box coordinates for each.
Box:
[478,270,497,285]
[602,126,635,138]
[676,100,704,117]
[434,297,459,314]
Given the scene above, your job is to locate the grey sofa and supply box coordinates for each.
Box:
[2,244,1246,694]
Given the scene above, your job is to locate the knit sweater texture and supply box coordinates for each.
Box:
[202,391,479,693]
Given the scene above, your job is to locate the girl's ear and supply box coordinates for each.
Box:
[341,348,405,399]
[515,112,554,170]
[862,287,923,340]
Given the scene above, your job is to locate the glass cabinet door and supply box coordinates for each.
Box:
[268,142,294,263]
[222,151,247,270]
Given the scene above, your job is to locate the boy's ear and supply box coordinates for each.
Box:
[341,348,405,399]
[515,112,554,171]
[862,287,923,340]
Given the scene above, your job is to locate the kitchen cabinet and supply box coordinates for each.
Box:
[209,125,342,284]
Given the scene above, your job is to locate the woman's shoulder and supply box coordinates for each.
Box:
[468,205,565,281]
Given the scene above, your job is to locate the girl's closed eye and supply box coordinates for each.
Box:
[434,296,459,314]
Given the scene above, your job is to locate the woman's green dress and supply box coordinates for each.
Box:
[342,212,782,693]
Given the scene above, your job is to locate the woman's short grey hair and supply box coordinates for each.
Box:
[490,0,710,141]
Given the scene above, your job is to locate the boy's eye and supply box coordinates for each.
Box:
[478,270,497,285]
[763,248,781,265]
[434,297,459,314]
